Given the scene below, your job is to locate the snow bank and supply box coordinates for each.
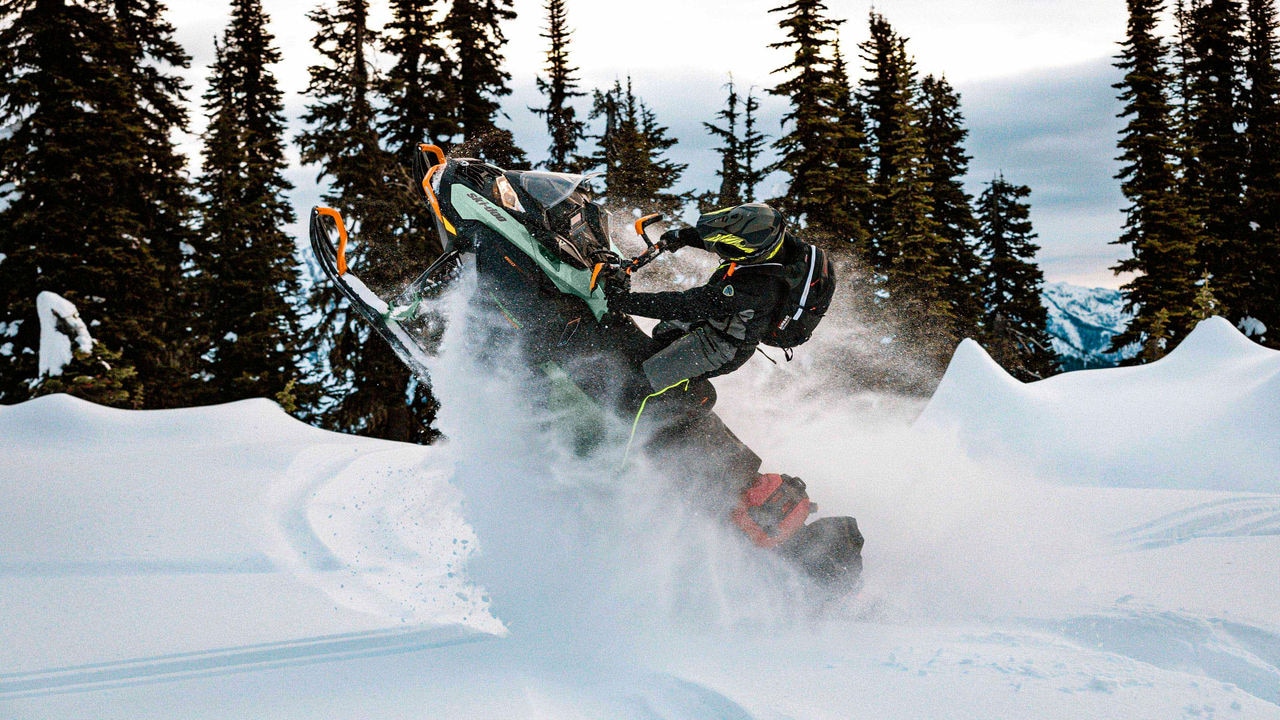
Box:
[917,316,1280,491]
[0,394,501,675]
[5,277,1280,718]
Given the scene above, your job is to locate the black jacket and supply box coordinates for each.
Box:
[609,262,787,373]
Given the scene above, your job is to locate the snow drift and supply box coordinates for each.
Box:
[917,316,1280,492]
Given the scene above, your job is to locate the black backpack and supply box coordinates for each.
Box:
[760,238,836,354]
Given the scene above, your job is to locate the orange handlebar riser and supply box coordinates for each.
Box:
[418,144,446,167]
[315,207,349,276]
[634,213,661,238]
[422,165,457,235]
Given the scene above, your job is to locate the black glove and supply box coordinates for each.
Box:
[659,227,701,253]
[602,266,631,298]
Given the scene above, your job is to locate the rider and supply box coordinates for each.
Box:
[603,203,791,407]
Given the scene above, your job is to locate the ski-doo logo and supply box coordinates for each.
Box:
[466,191,508,223]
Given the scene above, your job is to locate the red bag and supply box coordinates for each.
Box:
[731,473,812,548]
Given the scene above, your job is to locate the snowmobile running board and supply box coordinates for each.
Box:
[308,206,435,382]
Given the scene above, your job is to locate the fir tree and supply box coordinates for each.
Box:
[1111,0,1202,358]
[1182,0,1250,322]
[701,85,769,209]
[920,74,984,342]
[975,175,1058,380]
[193,0,311,407]
[530,0,586,172]
[31,342,144,409]
[1242,0,1280,346]
[0,0,196,407]
[767,0,871,248]
[298,0,437,443]
[858,13,954,362]
[704,77,748,207]
[104,0,200,405]
[378,0,453,257]
[442,0,527,166]
[380,0,456,160]
[586,79,688,217]
[739,88,770,203]
[820,43,874,250]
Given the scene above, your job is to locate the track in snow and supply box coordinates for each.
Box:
[0,625,490,699]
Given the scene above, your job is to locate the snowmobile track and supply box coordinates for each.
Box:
[0,625,490,698]
[1115,496,1280,550]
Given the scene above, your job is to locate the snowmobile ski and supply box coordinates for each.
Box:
[308,207,435,382]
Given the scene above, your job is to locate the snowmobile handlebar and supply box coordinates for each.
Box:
[589,214,667,292]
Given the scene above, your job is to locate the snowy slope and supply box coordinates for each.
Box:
[2,306,1279,718]
[1042,280,1137,370]
[0,396,502,681]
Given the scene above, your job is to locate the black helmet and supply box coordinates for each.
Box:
[695,203,786,263]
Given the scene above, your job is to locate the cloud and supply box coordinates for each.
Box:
[507,57,1130,287]
[958,59,1129,286]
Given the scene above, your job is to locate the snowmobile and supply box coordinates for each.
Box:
[308,144,864,592]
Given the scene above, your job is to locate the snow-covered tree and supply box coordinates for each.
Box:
[30,292,142,408]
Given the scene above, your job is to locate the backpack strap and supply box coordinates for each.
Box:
[718,261,787,278]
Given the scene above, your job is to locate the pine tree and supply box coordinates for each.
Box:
[0,0,196,407]
[739,88,770,203]
[702,80,770,211]
[1182,0,1250,322]
[858,13,954,362]
[530,0,586,172]
[920,74,984,342]
[820,44,874,250]
[767,0,871,248]
[1111,0,1202,358]
[31,342,144,409]
[585,79,688,217]
[193,0,311,407]
[1241,0,1280,346]
[442,0,527,166]
[704,77,748,207]
[298,0,438,443]
[104,0,200,406]
[975,175,1058,380]
[380,0,456,161]
[378,0,453,258]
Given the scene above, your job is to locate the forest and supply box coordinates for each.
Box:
[0,0,1276,443]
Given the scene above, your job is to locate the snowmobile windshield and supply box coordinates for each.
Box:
[518,171,602,210]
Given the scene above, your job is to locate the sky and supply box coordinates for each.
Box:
[169,0,1135,288]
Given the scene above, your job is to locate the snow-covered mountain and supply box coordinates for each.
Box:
[1042,280,1137,370]
[2,316,1278,719]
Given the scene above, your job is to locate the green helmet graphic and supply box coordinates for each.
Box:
[695,203,786,263]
